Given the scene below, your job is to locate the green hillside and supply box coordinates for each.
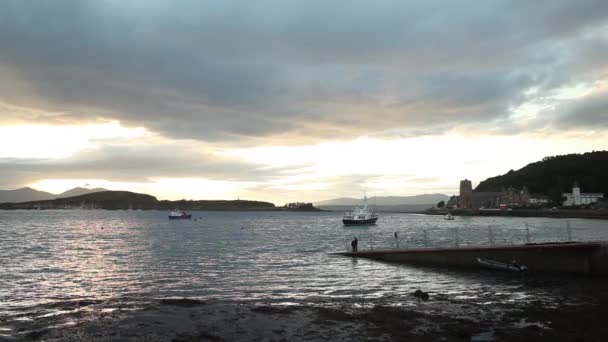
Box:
[475,151,608,202]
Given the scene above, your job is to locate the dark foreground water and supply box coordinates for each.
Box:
[1,210,607,341]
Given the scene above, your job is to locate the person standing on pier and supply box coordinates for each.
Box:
[351,237,358,252]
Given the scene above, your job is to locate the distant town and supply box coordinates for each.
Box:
[442,179,606,210]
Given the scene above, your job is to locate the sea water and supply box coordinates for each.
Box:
[1,210,607,328]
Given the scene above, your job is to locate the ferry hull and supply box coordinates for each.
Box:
[342,217,378,225]
[169,214,192,219]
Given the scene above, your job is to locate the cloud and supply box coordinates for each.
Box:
[0,1,607,143]
[543,86,608,129]
[0,137,285,189]
[1,1,608,201]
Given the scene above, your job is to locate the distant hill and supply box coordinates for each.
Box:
[56,187,107,198]
[0,190,277,211]
[0,186,108,203]
[157,199,276,211]
[475,151,608,202]
[0,191,158,210]
[0,187,55,203]
[315,194,450,206]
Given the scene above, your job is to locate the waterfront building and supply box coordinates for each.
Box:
[472,191,503,209]
[454,179,551,209]
[459,179,473,209]
[499,185,530,208]
[562,182,604,206]
[528,195,549,206]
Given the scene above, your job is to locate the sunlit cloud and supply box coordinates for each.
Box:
[0,121,145,159]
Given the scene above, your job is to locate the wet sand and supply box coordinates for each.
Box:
[3,292,607,342]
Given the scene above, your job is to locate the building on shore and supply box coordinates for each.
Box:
[448,180,551,209]
[459,179,473,208]
[528,195,550,206]
[562,182,604,206]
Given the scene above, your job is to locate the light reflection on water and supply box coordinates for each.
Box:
[0,210,606,318]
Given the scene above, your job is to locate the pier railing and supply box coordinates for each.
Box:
[344,220,603,253]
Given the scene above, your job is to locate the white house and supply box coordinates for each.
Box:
[528,196,549,205]
[562,182,604,206]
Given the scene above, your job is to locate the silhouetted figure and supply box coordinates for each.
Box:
[351,237,358,252]
[413,288,429,301]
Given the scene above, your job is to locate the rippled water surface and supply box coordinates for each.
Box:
[1,210,607,320]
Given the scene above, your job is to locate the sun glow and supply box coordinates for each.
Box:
[146,178,252,200]
[0,122,145,159]
[28,179,140,195]
[222,134,608,197]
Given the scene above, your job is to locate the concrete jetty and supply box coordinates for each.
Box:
[335,242,608,275]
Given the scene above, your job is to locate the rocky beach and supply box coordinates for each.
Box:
[4,284,607,342]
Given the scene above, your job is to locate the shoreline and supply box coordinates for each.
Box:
[424,208,608,220]
[0,207,326,212]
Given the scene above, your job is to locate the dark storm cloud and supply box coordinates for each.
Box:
[1,0,608,141]
[541,89,608,130]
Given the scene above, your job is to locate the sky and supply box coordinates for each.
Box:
[1,1,607,204]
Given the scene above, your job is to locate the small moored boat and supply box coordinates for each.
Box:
[342,195,379,225]
[169,210,192,219]
[477,258,528,272]
[444,213,455,220]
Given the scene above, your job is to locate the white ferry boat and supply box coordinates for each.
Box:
[342,195,379,225]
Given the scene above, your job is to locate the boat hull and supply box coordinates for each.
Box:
[477,258,527,272]
[342,217,378,225]
[169,214,192,219]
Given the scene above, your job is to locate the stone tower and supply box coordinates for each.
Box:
[459,179,473,209]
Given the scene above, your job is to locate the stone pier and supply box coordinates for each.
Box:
[335,242,608,275]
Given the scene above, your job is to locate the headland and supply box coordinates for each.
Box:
[0,190,322,211]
